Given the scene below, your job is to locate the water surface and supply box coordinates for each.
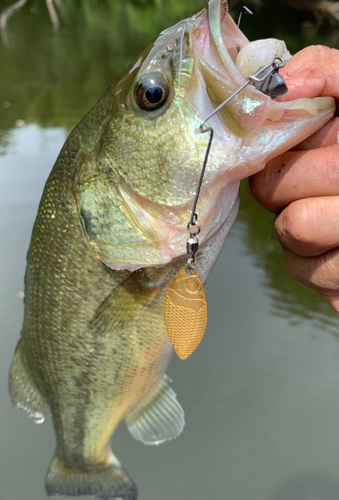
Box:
[0,2,338,499]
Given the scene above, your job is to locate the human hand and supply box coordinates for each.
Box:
[249,46,339,312]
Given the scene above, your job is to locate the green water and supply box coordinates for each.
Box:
[0,1,338,499]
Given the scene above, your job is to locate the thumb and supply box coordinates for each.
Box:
[278,45,339,109]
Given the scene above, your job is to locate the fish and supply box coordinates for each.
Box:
[9,0,335,499]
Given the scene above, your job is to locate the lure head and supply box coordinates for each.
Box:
[74,0,336,271]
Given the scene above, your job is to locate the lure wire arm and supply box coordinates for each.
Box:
[186,55,286,268]
[188,55,286,225]
[189,126,214,228]
[237,6,253,28]
[199,81,250,130]
[200,56,285,128]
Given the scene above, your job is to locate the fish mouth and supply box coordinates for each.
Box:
[189,0,274,137]
[188,0,334,139]
[197,0,249,84]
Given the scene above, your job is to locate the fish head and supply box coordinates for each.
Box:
[75,0,335,272]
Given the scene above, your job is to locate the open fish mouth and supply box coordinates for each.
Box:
[188,0,330,140]
[188,0,293,137]
[200,0,291,82]
[194,0,250,84]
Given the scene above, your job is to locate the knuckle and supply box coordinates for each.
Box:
[313,44,329,59]
[275,202,309,250]
[303,44,331,65]
[311,45,338,95]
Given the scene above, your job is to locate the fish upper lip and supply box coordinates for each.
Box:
[187,0,260,138]
[192,0,250,85]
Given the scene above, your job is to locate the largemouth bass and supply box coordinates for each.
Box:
[9,1,335,499]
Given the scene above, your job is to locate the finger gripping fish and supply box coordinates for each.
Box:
[9,1,335,499]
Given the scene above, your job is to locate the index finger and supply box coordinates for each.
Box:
[249,143,339,213]
[278,46,339,111]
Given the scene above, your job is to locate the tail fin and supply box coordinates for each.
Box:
[45,454,138,500]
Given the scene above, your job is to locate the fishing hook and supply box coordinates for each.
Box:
[237,6,253,27]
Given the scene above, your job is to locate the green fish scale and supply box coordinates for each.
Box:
[21,128,180,465]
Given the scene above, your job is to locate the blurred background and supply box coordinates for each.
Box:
[0,1,338,499]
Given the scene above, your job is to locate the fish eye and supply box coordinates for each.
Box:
[135,76,169,111]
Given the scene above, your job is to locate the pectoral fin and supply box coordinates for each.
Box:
[9,339,48,423]
[90,273,160,337]
[125,375,185,445]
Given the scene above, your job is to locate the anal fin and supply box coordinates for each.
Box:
[125,375,185,445]
[9,338,48,423]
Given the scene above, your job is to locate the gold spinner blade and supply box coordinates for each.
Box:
[164,266,207,360]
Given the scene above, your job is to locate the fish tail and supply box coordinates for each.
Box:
[45,453,138,500]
